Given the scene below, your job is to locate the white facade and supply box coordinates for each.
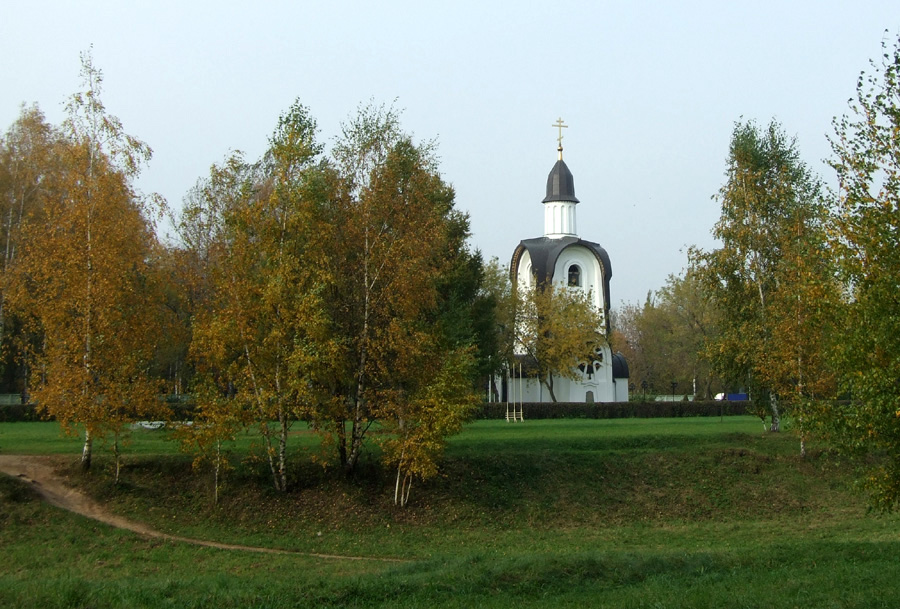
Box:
[543,200,578,238]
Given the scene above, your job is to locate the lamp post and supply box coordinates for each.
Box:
[671,380,678,402]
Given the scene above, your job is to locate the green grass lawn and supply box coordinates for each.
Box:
[2,416,898,608]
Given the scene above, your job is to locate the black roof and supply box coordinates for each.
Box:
[510,236,613,333]
[542,159,579,203]
[612,352,629,379]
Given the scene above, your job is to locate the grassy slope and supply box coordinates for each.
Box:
[1,417,899,608]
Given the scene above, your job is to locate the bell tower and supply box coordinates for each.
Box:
[543,118,579,238]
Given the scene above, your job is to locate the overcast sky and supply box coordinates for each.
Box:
[2,1,898,306]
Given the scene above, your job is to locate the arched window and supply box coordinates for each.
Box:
[568,264,581,287]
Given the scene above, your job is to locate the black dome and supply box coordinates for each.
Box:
[542,159,579,204]
[612,352,629,379]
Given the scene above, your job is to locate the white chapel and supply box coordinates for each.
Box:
[508,120,629,403]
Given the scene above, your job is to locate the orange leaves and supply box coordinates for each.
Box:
[3,52,167,469]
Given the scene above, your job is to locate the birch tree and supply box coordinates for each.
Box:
[184,101,340,491]
[381,347,477,506]
[11,50,166,470]
[182,101,484,491]
[691,120,837,434]
[320,102,479,475]
[0,105,60,395]
[826,33,900,508]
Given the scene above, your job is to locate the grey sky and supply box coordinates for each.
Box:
[2,1,897,306]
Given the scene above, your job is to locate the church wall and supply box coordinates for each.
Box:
[554,246,605,324]
[505,370,617,404]
[613,377,629,402]
[510,244,618,403]
[505,376,545,403]
[516,249,534,290]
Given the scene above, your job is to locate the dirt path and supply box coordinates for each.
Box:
[0,454,405,562]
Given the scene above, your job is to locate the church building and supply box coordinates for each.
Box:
[508,120,629,403]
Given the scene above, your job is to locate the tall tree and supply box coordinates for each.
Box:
[318,102,478,476]
[10,50,165,471]
[478,257,517,401]
[514,282,604,403]
[691,120,837,434]
[0,105,60,394]
[613,271,721,400]
[183,101,340,492]
[826,33,900,508]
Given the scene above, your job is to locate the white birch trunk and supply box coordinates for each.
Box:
[81,428,93,471]
[215,437,221,506]
[769,394,780,433]
[242,339,282,491]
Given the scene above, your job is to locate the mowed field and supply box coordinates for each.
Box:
[1,416,899,608]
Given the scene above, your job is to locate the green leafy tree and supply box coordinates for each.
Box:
[691,119,838,435]
[183,101,339,492]
[478,257,517,401]
[381,347,478,506]
[613,271,721,400]
[826,33,900,508]
[181,101,482,495]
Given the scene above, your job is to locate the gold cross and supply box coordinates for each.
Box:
[552,117,568,147]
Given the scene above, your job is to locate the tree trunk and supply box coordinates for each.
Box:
[277,409,288,492]
[394,449,404,506]
[401,475,412,507]
[113,433,121,484]
[214,438,221,506]
[345,339,368,475]
[544,373,558,402]
[345,415,365,475]
[241,339,282,491]
[769,394,780,432]
[336,418,348,469]
[255,416,281,491]
[81,429,93,471]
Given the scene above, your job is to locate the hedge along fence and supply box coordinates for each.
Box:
[0,395,197,423]
[476,400,750,420]
[0,402,42,422]
[3,398,749,423]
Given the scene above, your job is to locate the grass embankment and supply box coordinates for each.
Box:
[1,417,898,608]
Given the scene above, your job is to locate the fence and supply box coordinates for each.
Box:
[476,400,750,420]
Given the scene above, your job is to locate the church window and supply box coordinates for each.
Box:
[568,264,581,287]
